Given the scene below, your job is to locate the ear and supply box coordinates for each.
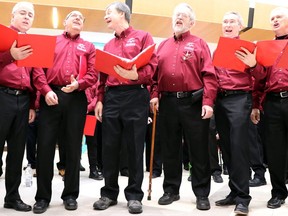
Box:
[63,20,66,26]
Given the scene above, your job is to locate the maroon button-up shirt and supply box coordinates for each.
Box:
[151,31,217,107]
[214,37,253,92]
[251,35,288,108]
[97,26,157,103]
[0,25,48,108]
[41,32,97,96]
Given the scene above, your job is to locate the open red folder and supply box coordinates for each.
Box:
[0,24,56,68]
[256,40,288,67]
[213,37,288,71]
[83,115,97,136]
[213,37,256,72]
[95,43,156,82]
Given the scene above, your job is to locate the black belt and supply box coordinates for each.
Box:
[0,86,27,96]
[218,90,250,97]
[267,91,288,98]
[161,91,193,99]
[105,84,146,92]
[50,85,64,90]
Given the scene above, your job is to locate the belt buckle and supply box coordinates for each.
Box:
[176,91,183,98]
[15,90,20,95]
[280,91,288,98]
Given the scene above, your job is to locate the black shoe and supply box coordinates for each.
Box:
[183,163,189,171]
[127,200,142,214]
[187,175,191,181]
[223,167,228,175]
[93,197,117,210]
[4,199,32,212]
[152,173,161,179]
[212,174,223,183]
[89,171,103,180]
[196,197,210,210]
[158,193,180,205]
[234,203,249,215]
[267,197,285,209]
[215,195,236,206]
[80,164,85,171]
[33,200,49,214]
[63,198,77,210]
[120,169,129,177]
[249,177,267,187]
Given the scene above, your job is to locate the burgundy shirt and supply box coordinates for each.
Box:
[85,82,98,113]
[251,35,288,108]
[41,32,97,96]
[215,67,253,91]
[151,31,217,106]
[214,37,253,92]
[0,26,48,108]
[97,26,157,103]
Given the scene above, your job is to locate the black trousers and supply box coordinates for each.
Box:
[159,96,211,197]
[26,110,39,169]
[145,112,162,175]
[35,90,87,203]
[209,116,222,174]
[248,120,266,179]
[215,93,252,205]
[264,95,288,200]
[100,87,149,201]
[0,91,30,202]
[85,117,103,171]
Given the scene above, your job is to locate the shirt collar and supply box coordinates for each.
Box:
[275,34,288,40]
[173,31,190,41]
[63,31,80,40]
[114,26,133,39]
[10,25,24,33]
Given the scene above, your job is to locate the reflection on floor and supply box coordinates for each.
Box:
[0,150,287,216]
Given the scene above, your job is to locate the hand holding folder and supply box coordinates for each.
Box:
[213,37,288,71]
[95,43,156,82]
[0,24,56,68]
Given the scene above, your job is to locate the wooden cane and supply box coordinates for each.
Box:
[147,105,157,200]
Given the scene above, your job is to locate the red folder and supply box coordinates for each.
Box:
[0,24,17,51]
[213,37,288,71]
[0,24,56,68]
[95,43,156,82]
[78,55,87,80]
[213,37,256,72]
[256,40,288,67]
[83,115,97,136]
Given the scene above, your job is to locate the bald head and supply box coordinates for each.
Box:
[11,1,34,33]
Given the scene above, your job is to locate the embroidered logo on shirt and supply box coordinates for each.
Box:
[77,43,87,52]
[182,42,195,60]
[125,38,136,47]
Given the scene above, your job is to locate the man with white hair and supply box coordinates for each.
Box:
[0,1,48,212]
[93,1,157,214]
[32,10,97,214]
[213,11,253,215]
[150,3,217,210]
[246,7,288,209]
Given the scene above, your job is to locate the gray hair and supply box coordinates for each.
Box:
[174,3,196,22]
[12,1,34,15]
[106,1,131,23]
[223,11,244,26]
[270,7,288,19]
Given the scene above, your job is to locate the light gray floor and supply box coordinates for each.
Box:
[0,150,288,216]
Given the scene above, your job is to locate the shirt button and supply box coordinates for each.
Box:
[172,83,175,86]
